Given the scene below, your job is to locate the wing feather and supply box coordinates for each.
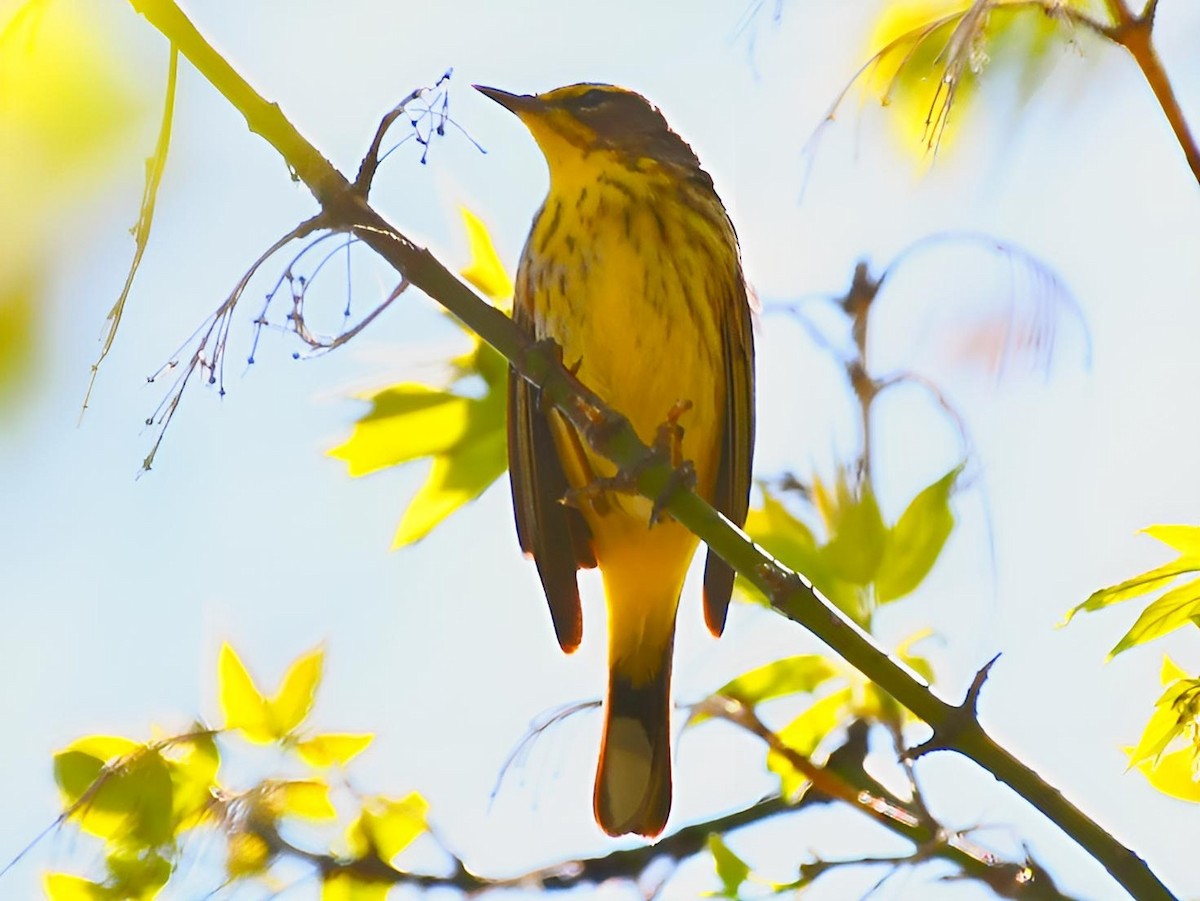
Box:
[702,266,756,636]
[508,287,596,653]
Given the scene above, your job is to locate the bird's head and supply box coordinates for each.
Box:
[474,83,704,184]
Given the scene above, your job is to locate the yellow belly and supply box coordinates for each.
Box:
[523,184,726,680]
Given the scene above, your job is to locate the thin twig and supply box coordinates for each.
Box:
[82,42,178,418]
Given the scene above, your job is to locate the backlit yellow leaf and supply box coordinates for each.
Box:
[276,779,337,821]
[331,213,513,548]
[44,873,104,901]
[392,421,506,546]
[322,872,392,901]
[164,730,220,830]
[218,644,273,743]
[269,647,324,736]
[458,207,514,306]
[329,386,474,477]
[295,733,374,768]
[347,792,428,863]
[767,689,853,800]
[1162,655,1190,685]
[1145,525,1200,556]
[1135,746,1200,803]
[1109,578,1200,658]
[227,830,272,877]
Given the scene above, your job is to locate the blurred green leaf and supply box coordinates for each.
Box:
[767,688,853,800]
[739,490,856,614]
[822,472,887,586]
[708,833,751,898]
[697,655,837,724]
[876,466,961,603]
[104,848,171,899]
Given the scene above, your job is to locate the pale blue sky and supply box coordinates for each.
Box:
[2,1,1199,899]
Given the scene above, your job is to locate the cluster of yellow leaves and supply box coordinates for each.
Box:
[330,208,513,547]
[1127,656,1200,803]
[1065,526,1200,803]
[1064,525,1200,658]
[46,644,428,899]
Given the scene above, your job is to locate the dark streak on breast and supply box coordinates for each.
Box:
[537,199,563,255]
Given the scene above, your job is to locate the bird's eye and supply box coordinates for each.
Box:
[574,89,608,111]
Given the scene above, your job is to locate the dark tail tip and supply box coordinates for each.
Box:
[593,661,673,837]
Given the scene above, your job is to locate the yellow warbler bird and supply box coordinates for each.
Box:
[477,83,755,838]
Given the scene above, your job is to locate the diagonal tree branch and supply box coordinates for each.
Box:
[122,2,1176,898]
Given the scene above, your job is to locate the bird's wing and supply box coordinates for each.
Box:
[508,290,596,653]
[702,264,756,636]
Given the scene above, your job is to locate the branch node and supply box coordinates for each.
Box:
[904,653,1000,762]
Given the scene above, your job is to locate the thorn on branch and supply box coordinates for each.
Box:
[904,653,1000,762]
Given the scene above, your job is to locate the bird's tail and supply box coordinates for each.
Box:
[593,642,673,838]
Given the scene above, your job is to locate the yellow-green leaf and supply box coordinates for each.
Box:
[708,834,751,898]
[295,733,374,768]
[1064,558,1200,624]
[104,848,171,899]
[823,474,886,586]
[458,207,514,306]
[702,655,837,721]
[53,739,174,846]
[218,644,273,743]
[876,466,961,603]
[1109,578,1200,658]
[347,792,429,863]
[329,386,475,477]
[740,490,855,613]
[269,647,324,736]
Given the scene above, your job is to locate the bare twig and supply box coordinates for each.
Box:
[82,43,179,418]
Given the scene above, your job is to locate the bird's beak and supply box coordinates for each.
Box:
[473,85,541,116]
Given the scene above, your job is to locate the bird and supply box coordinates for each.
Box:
[476,82,755,838]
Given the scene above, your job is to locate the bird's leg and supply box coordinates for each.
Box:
[649,400,697,526]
